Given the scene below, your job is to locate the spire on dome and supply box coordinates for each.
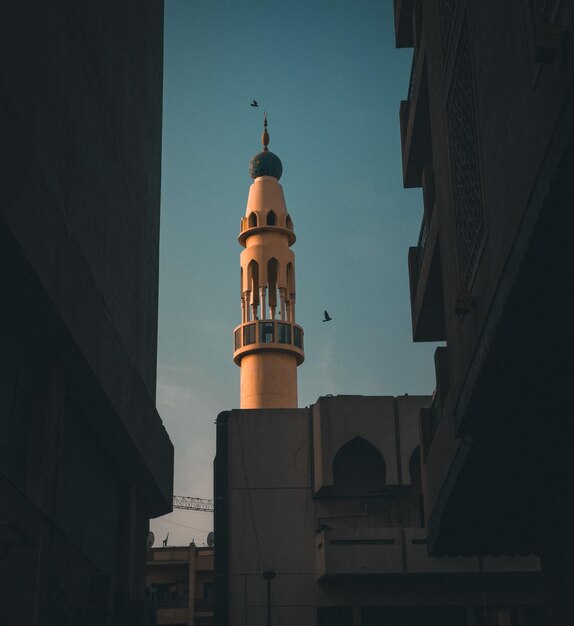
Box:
[249,113,283,180]
[262,112,269,151]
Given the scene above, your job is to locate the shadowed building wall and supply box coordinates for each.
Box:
[0,2,173,624]
[394,1,574,623]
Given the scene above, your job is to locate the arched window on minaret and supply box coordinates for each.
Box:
[247,260,259,320]
[332,437,386,496]
[286,262,295,322]
[286,215,293,231]
[267,210,276,226]
[248,212,257,228]
[267,258,278,319]
[240,267,246,323]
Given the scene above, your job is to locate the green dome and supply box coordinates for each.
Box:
[249,150,283,181]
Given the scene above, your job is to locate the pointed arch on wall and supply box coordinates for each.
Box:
[286,214,293,231]
[248,212,257,228]
[267,210,276,226]
[332,436,386,495]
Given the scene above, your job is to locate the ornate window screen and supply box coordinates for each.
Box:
[529,0,554,31]
[447,18,486,289]
[439,0,457,59]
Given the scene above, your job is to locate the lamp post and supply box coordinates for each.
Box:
[262,569,276,626]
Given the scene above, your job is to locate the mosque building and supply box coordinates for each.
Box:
[213,121,541,626]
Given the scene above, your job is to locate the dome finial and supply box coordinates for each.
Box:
[262,112,269,152]
[249,113,282,180]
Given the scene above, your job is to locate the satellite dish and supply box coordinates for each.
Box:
[207,531,215,547]
[147,531,155,548]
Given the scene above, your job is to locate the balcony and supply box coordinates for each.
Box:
[408,211,445,342]
[316,527,540,579]
[233,319,304,365]
[316,528,403,578]
[394,0,415,48]
[400,51,433,189]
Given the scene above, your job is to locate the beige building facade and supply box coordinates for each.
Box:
[214,396,542,626]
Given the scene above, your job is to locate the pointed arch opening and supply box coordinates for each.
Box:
[332,437,386,496]
[267,210,276,226]
[286,263,295,321]
[286,215,293,231]
[286,263,295,297]
[248,212,257,228]
[267,258,279,319]
[247,260,259,320]
[240,267,246,323]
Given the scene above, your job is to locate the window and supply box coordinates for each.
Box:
[277,323,291,344]
[234,329,241,350]
[267,210,276,225]
[362,605,466,626]
[259,322,274,343]
[267,258,278,313]
[318,606,353,626]
[294,326,303,348]
[248,212,257,227]
[243,324,256,345]
[332,437,386,496]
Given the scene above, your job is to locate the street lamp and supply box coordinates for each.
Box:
[262,569,276,626]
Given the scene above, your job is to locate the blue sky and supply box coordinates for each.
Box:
[151,0,440,546]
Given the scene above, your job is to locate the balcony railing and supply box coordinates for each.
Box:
[415,216,427,283]
[316,526,537,578]
[407,50,417,101]
[234,320,303,351]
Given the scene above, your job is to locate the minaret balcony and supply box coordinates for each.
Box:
[237,223,295,247]
[233,320,304,365]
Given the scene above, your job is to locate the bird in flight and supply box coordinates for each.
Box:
[250,100,259,107]
[323,310,332,323]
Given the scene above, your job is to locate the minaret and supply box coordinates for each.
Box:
[233,116,304,408]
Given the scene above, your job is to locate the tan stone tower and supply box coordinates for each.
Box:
[233,116,304,408]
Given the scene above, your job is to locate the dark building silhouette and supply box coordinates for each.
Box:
[394,0,574,624]
[0,2,173,624]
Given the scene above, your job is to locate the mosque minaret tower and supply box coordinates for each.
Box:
[233,116,304,408]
